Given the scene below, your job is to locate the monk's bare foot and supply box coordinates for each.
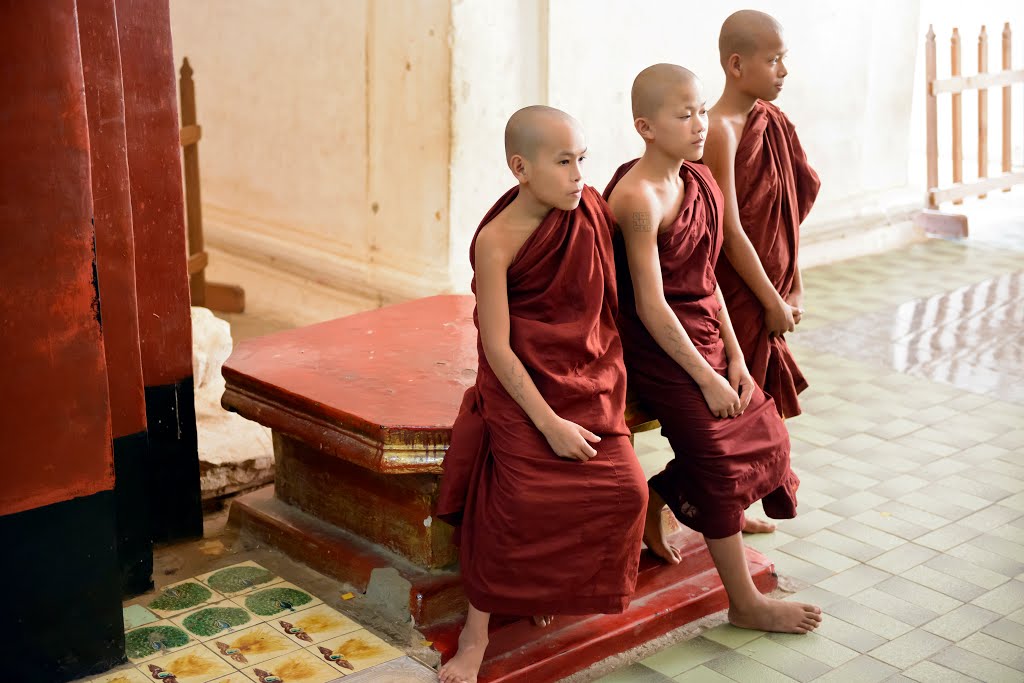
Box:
[532,615,554,627]
[438,630,487,683]
[729,596,822,634]
[742,516,776,534]
[643,487,681,564]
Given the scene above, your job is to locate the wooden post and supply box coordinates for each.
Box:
[1003,23,1012,191]
[978,26,988,198]
[926,25,939,208]
[179,57,206,306]
[951,28,963,204]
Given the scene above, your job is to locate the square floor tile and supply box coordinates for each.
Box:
[204,675,252,683]
[274,603,363,646]
[809,654,898,683]
[902,564,989,602]
[902,660,978,682]
[957,631,1024,669]
[816,565,890,597]
[137,643,237,683]
[824,600,913,640]
[703,651,801,683]
[233,582,323,619]
[972,580,1024,615]
[930,645,1023,682]
[671,665,734,682]
[239,649,343,682]
[983,618,1024,648]
[848,587,939,627]
[735,635,832,682]
[195,561,284,598]
[203,622,300,668]
[339,656,441,681]
[868,629,952,669]
[171,600,263,642]
[641,636,728,676]
[146,580,225,619]
[765,631,858,668]
[923,604,1001,641]
[124,619,194,663]
[310,628,403,673]
[123,604,160,631]
[85,668,153,683]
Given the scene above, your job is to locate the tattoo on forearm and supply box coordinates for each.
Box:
[509,358,526,402]
[632,211,653,232]
[663,323,689,362]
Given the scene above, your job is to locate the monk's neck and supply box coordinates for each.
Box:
[509,188,555,224]
[637,146,685,184]
[714,84,760,118]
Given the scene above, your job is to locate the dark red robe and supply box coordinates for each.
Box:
[606,160,797,539]
[715,100,821,418]
[436,185,647,616]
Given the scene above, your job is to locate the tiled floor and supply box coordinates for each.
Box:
[79,561,425,683]
[594,202,1024,681]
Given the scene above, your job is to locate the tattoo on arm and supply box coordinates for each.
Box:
[632,211,653,232]
[509,358,526,402]
[663,323,689,363]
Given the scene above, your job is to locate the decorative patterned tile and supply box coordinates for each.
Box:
[203,622,300,668]
[85,668,153,683]
[147,579,225,619]
[136,643,236,683]
[124,619,194,664]
[270,603,363,646]
[233,582,322,619]
[196,562,284,598]
[172,600,263,642]
[309,628,403,673]
[239,649,342,682]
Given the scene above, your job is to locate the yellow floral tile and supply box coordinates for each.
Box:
[124,619,194,664]
[233,582,322,619]
[240,649,343,682]
[85,667,152,683]
[171,600,263,642]
[137,643,236,683]
[271,603,362,646]
[207,675,254,683]
[147,579,225,618]
[204,622,300,668]
[195,561,283,597]
[309,628,402,673]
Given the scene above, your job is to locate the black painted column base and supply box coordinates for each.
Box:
[145,377,203,543]
[0,490,126,682]
[114,430,153,597]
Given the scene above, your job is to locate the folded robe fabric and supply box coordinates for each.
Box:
[715,100,821,418]
[436,185,647,616]
[606,159,797,540]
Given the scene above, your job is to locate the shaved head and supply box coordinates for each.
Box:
[719,10,783,67]
[504,105,580,161]
[631,63,700,119]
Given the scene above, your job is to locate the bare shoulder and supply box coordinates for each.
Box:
[608,180,662,237]
[705,115,739,158]
[474,216,518,271]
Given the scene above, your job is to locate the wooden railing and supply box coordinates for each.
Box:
[926,23,1024,209]
[179,57,245,313]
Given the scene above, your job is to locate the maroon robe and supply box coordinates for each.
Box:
[606,160,797,539]
[715,100,821,418]
[436,185,647,616]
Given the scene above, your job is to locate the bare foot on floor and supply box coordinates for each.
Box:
[643,487,681,564]
[742,516,776,534]
[532,615,554,627]
[729,596,822,634]
[438,631,488,683]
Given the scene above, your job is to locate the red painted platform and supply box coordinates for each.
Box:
[222,294,778,681]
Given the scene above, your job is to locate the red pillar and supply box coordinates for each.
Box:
[78,0,154,596]
[0,1,125,679]
[116,0,202,541]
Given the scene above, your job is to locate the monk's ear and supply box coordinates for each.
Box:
[634,117,654,143]
[726,53,743,79]
[508,153,528,182]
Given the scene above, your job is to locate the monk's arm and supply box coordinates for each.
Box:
[704,119,793,335]
[714,285,755,411]
[474,229,599,460]
[611,192,739,418]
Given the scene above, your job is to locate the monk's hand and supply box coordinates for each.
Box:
[785,290,805,326]
[765,295,796,337]
[542,417,600,462]
[727,360,756,415]
[698,372,742,419]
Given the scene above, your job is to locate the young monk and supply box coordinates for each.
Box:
[605,64,821,634]
[436,106,648,683]
[705,10,821,419]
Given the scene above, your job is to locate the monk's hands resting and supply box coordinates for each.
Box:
[728,359,756,415]
[698,371,743,419]
[542,417,601,462]
[764,294,796,337]
[785,289,805,326]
